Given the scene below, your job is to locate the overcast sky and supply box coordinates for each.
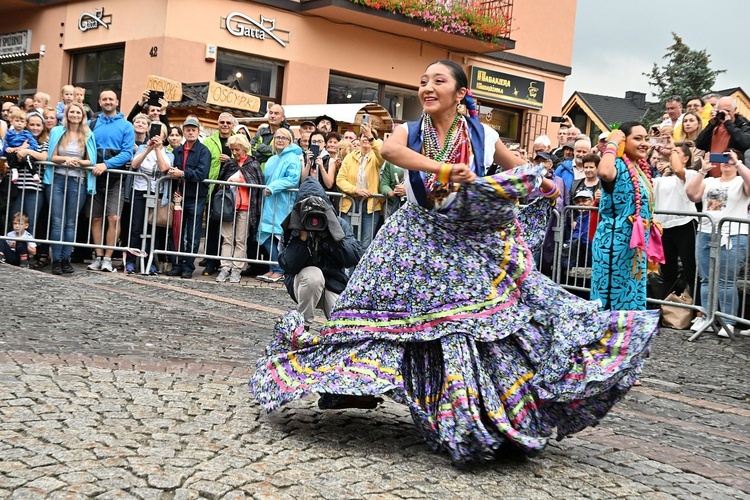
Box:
[563,0,750,102]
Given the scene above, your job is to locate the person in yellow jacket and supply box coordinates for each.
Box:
[336,123,385,248]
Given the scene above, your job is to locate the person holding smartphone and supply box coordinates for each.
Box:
[126,89,170,128]
[301,130,337,192]
[686,149,750,336]
[695,96,750,174]
[126,122,173,274]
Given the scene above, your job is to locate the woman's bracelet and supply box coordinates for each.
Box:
[539,183,559,198]
[699,170,709,176]
[437,163,452,184]
[602,148,617,157]
[606,141,618,149]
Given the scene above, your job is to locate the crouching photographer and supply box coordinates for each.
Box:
[279,177,363,330]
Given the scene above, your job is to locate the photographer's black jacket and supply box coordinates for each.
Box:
[695,114,750,154]
[279,179,363,300]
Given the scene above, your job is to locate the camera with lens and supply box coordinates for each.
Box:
[299,195,330,234]
[303,210,328,232]
[716,110,726,121]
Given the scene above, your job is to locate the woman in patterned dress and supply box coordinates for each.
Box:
[591,122,655,310]
[250,61,660,466]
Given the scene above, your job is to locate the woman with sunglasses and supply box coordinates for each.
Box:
[256,127,301,282]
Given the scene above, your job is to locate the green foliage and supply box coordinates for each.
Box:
[643,33,725,124]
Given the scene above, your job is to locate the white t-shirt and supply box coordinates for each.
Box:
[4,230,36,251]
[400,121,499,208]
[699,176,750,235]
[653,170,698,228]
[133,145,173,192]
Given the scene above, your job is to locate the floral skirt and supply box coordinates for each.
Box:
[249,168,660,465]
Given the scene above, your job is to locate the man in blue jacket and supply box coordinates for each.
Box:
[166,117,211,279]
[279,177,363,330]
[87,89,135,272]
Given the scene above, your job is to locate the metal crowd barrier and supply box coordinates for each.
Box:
[3,160,750,342]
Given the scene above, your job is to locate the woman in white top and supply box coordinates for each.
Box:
[686,149,750,333]
[653,142,698,297]
[127,122,173,274]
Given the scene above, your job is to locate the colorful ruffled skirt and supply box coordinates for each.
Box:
[249,166,660,465]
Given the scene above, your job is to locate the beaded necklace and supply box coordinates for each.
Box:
[621,155,654,215]
[421,114,471,206]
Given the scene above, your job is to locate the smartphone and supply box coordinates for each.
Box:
[149,122,162,138]
[709,152,730,164]
[147,90,165,107]
[361,114,370,125]
[309,144,320,160]
[650,126,660,136]
[550,116,566,123]
[649,137,667,147]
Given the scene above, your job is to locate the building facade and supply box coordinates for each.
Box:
[0,0,576,144]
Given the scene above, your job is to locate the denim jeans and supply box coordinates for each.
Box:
[11,188,42,237]
[263,236,283,274]
[45,173,87,261]
[343,210,380,249]
[126,190,148,265]
[696,231,748,324]
[174,196,206,274]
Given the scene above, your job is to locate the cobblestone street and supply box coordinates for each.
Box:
[1,263,749,498]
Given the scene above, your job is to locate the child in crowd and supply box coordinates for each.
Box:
[0,212,37,268]
[55,85,75,121]
[32,92,50,115]
[73,87,94,119]
[1,109,39,182]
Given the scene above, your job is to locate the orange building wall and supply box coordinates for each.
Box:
[0,0,577,129]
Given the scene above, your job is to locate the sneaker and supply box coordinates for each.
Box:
[20,260,30,269]
[125,263,136,275]
[148,265,159,276]
[87,258,103,271]
[229,268,241,283]
[216,268,230,283]
[718,325,731,338]
[51,261,63,275]
[61,260,74,274]
[689,317,707,332]
[100,259,114,272]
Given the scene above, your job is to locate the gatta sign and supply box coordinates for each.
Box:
[221,12,289,47]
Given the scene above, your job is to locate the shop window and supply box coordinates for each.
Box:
[0,57,39,104]
[215,49,283,99]
[72,46,124,112]
[328,74,420,122]
[478,103,521,142]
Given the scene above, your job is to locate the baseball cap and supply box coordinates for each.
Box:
[534,151,552,161]
[300,120,316,128]
[562,141,575,150]
[573,189,594,200]
[598,132,609,141]
[183,117,200,128]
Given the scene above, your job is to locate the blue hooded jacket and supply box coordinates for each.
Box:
[89,112,134,169]
[258,143,302,245]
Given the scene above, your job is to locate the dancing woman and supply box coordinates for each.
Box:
[250,60,659,466]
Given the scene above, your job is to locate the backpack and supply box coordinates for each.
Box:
[211,186,236,222]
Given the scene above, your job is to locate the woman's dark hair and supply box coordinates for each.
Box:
[169,125,183,136]
[426,59,468,92]
[619,121,645,137]
[309,130,326,145]
[673,142,693,166]
[325,132,341,142]
[581,153,600,166]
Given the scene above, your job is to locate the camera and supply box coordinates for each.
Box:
[303,211,328,232]
[299,195,331,233]
[716,110,726,121]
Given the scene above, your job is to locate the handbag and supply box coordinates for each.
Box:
[660,289,694,329]
[149,201,174,228]
[211,186,236,222]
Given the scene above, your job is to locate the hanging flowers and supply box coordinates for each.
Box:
[348,0,512,44]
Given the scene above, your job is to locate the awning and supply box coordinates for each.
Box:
[237,103,394,132]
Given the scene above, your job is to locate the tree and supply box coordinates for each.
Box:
[643,33,725,125]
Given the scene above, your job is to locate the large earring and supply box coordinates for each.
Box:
[456,102,466,116]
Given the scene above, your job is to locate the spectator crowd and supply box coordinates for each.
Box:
[2,86,750,332]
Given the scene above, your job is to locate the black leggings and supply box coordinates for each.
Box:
[660,220,697,297]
